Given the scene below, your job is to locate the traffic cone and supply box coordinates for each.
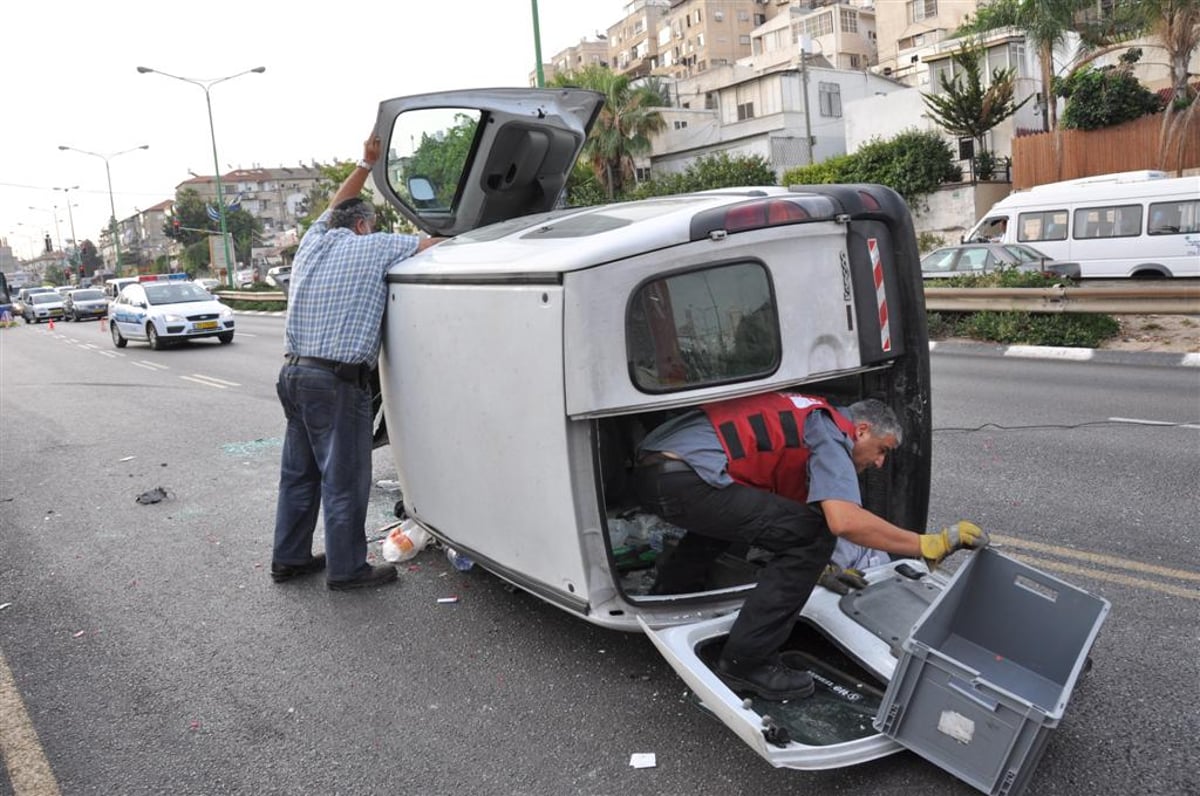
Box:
[100,316,107,332]
[48,318,55,330]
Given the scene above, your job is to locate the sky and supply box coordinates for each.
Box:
[0,0,627,260]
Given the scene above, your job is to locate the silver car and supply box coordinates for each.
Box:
[921,243,1080,279]
[22,292,66,323]
[64,288,109,321]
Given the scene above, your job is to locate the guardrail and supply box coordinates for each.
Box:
[218,286,1200,315]
[924,285,1200,314]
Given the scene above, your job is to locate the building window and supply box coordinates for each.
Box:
[627,262,779,392]
[907,0,937,23]
[673,119,689,130]
[840,8,858,33]
[739,35,751,45]
[803,12,833,38]
[737,101,755,120]
[849,53,862,69]
[819,82,842,117]
[738,10,749,21]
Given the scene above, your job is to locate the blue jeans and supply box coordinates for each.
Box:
[273,363,373,581]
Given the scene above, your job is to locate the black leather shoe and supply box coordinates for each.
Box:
[716,655,815,700]
[327,564,398,591]
[270,554,327,583]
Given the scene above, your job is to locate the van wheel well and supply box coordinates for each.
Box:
[1130,266,1170,279]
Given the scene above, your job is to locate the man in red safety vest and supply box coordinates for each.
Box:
[633,392,988,701]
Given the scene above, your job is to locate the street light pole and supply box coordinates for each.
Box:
[27,205,63,252]
[53,186,80,265]
[57,145,149,274]
[137,65,266,288]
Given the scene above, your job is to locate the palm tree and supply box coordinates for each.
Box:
[1141,0,1200,171]
[922,39,1031,179]
[550,66,668,200]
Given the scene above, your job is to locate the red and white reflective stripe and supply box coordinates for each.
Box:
[868,238,891,352]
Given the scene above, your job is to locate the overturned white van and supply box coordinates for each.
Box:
[368,88,941,772]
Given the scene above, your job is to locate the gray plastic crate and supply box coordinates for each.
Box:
[874,547,1109,796]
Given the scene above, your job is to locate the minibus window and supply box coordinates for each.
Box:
[1148,200,1200,235]
[627,262,778,392]
[1017,210,1068,242]
[1072,204,1142,239]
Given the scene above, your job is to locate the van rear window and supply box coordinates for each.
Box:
[627,262,778,392]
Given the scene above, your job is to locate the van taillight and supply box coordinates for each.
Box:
[722,199,810,233]
[858,191,881,211]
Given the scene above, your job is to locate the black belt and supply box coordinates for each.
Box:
[284,354,372,384]
[636,452,694,474]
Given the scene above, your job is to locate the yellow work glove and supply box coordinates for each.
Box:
[920,521,990,567]
[817,564,869,596]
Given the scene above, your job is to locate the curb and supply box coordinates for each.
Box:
[929,340,1200,368]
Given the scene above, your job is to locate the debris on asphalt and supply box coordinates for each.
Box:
[72,630,86,638]
[629,753,656,769]
[119,456,136,462]
[135,486,172,505]
[437,596,459,604]
[0,603,12,611]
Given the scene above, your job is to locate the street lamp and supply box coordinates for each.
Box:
[53,186,80,265]
[57,145,149,274]
[137,65,266,288]
[27,205,63,253]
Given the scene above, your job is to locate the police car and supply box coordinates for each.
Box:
[108,274,235,349]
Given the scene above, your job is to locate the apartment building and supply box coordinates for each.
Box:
[177,165,322,236]
[873,0,979,87]
[746,0,877,73]
[535,37,611,84]
[607,0,671,78]
[652,0,781,80]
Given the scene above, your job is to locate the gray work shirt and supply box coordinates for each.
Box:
[639,407,862,506]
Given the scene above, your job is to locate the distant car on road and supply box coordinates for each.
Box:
[64,288,109,321]
[921,243,1080,280]
[22,292,66,324]
[109,279,235,349]
[14,286,57,315]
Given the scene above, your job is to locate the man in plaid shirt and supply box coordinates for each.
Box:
[271,130,445,591]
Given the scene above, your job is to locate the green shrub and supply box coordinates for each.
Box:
[959,312,1119,347]
[917,231,947,254]
[780,154,855,186]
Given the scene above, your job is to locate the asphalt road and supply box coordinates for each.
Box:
[0,314,1197,795]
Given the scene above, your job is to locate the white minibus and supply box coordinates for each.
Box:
[965,170,1200,278]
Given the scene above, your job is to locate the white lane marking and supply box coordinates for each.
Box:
[1109,416,1200,430]
[131,362,160,372]
[235,332,256,338]
[138,360,170,370]
[182,374,240,388]
[1004,345,1095,361]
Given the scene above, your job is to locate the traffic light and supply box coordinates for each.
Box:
[172,219,181,236]
[44,234,53,254]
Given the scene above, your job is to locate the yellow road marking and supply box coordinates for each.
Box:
[1002,552,1200,601]
[992,533,1200,583]
[0,649,60,795]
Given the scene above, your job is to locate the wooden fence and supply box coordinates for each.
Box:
[1011,111,1200,190]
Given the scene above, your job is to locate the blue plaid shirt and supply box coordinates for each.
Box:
[284,210,420,364]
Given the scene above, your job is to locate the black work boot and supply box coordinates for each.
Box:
[716,655,816,701]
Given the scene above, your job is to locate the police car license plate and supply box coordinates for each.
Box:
[195,321,219,330]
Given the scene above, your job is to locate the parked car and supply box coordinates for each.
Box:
[920,243,1080,279]
[194,278,222,293]
[265,265,291,292]
[22,291,66,323]
[108,279,235,349]
[63,288,109,321]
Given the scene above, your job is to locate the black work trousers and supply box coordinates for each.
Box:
[634,464,835,665]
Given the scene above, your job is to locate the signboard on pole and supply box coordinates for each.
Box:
[208,233,234,276]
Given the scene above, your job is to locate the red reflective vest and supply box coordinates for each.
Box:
[701,393,857,503]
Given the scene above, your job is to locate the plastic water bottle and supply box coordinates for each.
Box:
[445,547,474,572]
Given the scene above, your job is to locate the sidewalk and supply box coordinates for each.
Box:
[929,340,1200,368]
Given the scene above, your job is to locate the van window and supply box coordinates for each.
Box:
[1073,204,1143,239]
[1017,210,1068,242]
[627,262,778,392]
[1148,200,1200,235]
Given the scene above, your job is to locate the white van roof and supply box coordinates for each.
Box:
[1028,170,1170,192]
[985,172,1199,211]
